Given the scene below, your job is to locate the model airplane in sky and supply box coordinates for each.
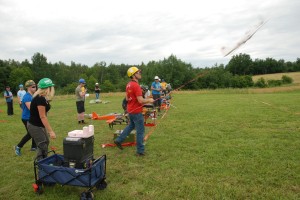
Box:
[221,19,268,57]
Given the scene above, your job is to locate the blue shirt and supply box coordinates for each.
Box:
[21,92,32,120]
[151,81,161,95]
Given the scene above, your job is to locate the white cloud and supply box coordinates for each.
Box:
[0,0,299,67]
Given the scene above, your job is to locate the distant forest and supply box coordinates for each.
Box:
[1,52,300,94]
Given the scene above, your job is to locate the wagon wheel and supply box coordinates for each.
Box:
[33,183,44,195]
[96,180,107,190]
[80,191,94,200]
[37,184,44,195]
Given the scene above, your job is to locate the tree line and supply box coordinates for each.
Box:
[1,52,300,94]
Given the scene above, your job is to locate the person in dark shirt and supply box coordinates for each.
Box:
[4,86,14,115]
[94,82,101,100]
[27,78,56,160]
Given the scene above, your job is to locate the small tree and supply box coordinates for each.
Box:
[281,75,293,84]
[9,67,34,91]
[254,77,267,88]
[101,80,115,92]
[87,75,98,92]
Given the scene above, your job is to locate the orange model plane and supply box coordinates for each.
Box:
[91,112,128,128]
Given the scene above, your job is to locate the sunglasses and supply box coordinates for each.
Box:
[31,86,36,88]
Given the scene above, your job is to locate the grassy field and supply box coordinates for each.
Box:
[1,88,300,199]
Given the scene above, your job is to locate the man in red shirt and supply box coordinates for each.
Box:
[114,66,154,156]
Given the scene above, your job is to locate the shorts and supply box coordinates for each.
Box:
[76,101,85,113]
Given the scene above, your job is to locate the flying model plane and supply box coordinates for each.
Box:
[221,19,268,57]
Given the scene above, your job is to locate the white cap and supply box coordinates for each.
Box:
[95,83,99,85]
[154,76,159,80]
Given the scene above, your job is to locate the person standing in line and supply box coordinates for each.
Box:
[75,78,87,124]
[151,76,162,112]
[17,84,26,109]
[160,79,167,96]
[114,66,154,156]
[94,83,101,101]
[27,78,56,160]
[14,80,37,156]
[4,86,14,115]
[141,85,153,108]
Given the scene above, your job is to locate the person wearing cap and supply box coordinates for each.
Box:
[114,66,154,156]
[94,82,101,101]
[151,76,162,112]
[75,78,87,124]
[17,84,26,109]
[4,86,14,115]
[14,80,37,156]
[27,78,56,160]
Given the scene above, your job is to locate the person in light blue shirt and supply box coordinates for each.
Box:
[17,84,26,108]
[151,76,162,112]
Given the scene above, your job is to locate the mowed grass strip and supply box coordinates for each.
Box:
[1,90,299,199]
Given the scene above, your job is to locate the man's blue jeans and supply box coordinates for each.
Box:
[115,113,145,154]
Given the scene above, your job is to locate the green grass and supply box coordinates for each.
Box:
[1,90,300,199]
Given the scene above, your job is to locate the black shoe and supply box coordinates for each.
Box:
[136,153,145,157]
[114,140,123,150]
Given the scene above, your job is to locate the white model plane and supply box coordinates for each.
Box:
[221,20,268,57]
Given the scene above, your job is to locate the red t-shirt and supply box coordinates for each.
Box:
[126,80,143,114]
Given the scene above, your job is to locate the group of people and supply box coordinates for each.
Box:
[12,77,92,159]
[71,74,169,153]
[114,67,172,156]
[9,66,170,160]
[146,76,172,112]
[11,78,56,160]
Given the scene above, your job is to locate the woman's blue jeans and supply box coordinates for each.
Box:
[115,113,145,154]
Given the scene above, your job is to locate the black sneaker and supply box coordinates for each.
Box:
[114,140,123,150]
[136,152,145,157]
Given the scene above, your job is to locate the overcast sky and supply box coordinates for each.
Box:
[0,0,299,68]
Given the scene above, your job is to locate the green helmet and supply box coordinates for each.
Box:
[38,78,55,89]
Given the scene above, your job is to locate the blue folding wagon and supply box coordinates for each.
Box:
[33,152,107,199]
